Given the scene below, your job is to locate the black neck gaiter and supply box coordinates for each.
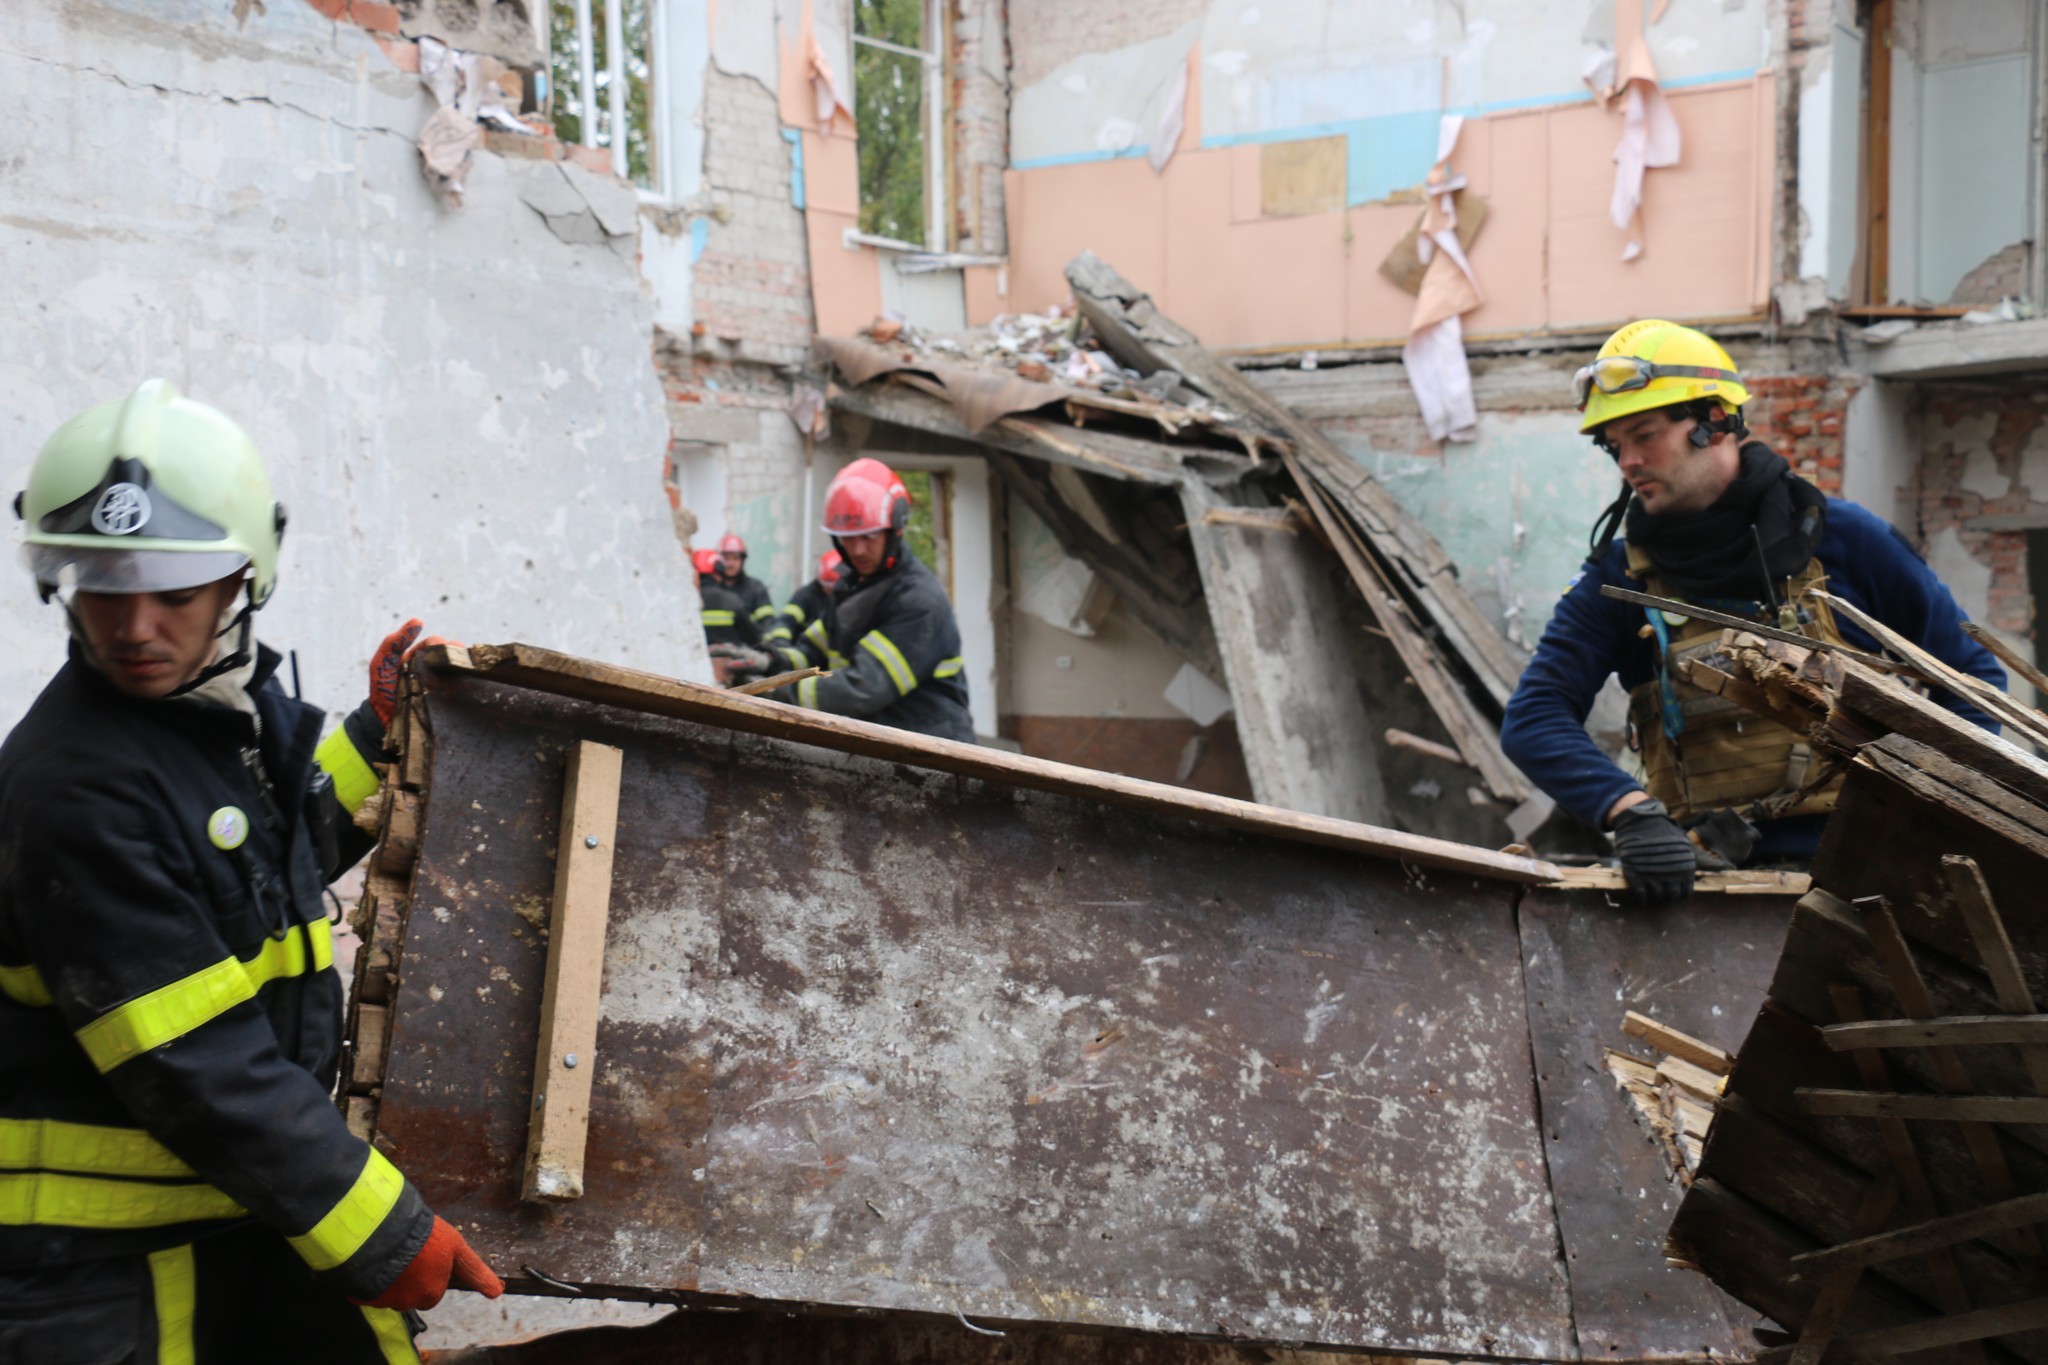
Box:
[1626,441,1828,600]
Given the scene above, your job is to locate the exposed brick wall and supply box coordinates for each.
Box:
[1914,382,2048,637]
[1743,374,1858,495]
[952,0,1010,254]
[1007,0,1204,91]
[691,69,814,368]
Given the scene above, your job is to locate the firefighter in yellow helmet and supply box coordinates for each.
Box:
[0,381,500,1362]
[1500,322,2005,903]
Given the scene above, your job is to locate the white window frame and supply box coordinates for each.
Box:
[850,0,948,251]
[559,0,677,203]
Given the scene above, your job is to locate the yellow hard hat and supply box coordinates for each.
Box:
[1575,320,1750,434]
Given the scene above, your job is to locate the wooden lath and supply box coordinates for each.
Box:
[1781,860,2048,1362]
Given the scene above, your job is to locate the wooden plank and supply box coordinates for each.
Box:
[1624,1011,1736,1075]
[1796,1090,2048,1123]
[1280,442,1524,801]
[1818,590,2048,747]
[1824,1016,2048,1050]
[1962,621,2048,706]
[1945,854,2048,1098]
[1548,867,1810,895]
[1383,727,1467,768]
[1657,1055,1727,1103]
[1835,660,2048,808]
[350,1003,389,1094]
[1837,1297,2048,1354]
[418,644,1560,884]
[1598,585,1898,672]
[521,739,624,1203]
[1791,1189,2048,1278]
[1789,1175,1901,1365]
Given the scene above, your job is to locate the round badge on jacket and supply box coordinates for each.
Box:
[207,806,250,851]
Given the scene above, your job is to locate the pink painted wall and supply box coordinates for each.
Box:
[992,76,1777,349]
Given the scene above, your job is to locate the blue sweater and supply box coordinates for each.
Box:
[1500,497,2006,859]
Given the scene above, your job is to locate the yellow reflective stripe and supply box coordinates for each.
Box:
[803,619,828,647]
[702,609,736,626]
[0,1118,194,1179]
[934,655,965,679]
[861,632,918,697]
[289,1147,404,1272]
[242,920,335,992]
[0,962,51,1008]
[776,647,808,672]
[149,1244,197,1365]
[76,958,255,1074]
[316,724,382,817]
[750,603,778,621]
[0,1171,242,1229]
[826,649,851,670]
[361,1306,423,1365]
[762,624,793,643]
[796,675,821,709]
[779,603,806,620]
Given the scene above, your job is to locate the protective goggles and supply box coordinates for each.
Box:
[1571,356,1739,410]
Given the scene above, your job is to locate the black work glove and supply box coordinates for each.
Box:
[1611,798,1697,906]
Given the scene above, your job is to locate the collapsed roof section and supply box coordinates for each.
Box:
[815,253,1533,840]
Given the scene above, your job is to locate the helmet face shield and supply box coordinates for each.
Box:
[25,544,250,597]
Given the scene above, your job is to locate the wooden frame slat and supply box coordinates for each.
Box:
[1791,1188,2048,1278]
[520,739,624,1203]
[1822,1016,2048,1050]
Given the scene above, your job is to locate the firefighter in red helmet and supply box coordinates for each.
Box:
[767,549,844,673]
[778,458,973,741]
[707,531,777,637]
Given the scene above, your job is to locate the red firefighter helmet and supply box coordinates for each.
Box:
[820,457,910,537]
[816,549,845,590]
[717,532,747,557]
[691,548,720,576]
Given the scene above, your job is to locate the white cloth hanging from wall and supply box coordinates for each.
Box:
[1585,0,1681,261]
[1401,115,1484,443]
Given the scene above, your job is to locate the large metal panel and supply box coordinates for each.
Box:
[374,670,1576,1357]
[1520,890,1795,1358]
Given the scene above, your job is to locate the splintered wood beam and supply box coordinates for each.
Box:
[1817,591,2048,747]
[1791,1188,2048,1278]
[1795,1090,2048,1123]
[522,739,624,1203]
[1960,621,2048,704]
[1622,1011,1735,1076]
[1823,1016,2048,1050]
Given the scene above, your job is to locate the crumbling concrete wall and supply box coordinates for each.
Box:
[0,0,709,733]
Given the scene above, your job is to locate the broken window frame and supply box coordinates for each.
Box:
[850,0,950,252]
[547,0,674,200]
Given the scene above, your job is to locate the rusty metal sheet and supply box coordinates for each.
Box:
[1519,889,1795,1359]
[374,671,1576,1357]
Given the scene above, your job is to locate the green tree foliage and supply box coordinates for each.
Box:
[547,0,656,188]
[854,0,925,243]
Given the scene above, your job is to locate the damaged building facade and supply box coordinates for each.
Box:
[6,0,2046,830]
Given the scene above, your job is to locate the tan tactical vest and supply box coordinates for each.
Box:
[1624,543,1847,822]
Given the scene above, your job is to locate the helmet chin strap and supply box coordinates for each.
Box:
[162,595,256,700]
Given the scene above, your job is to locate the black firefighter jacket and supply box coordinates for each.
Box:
[0,642,433,1298]
[778,548,973,742]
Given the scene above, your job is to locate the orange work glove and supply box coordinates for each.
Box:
[369,620,459,728]
[354,1217,504,1312]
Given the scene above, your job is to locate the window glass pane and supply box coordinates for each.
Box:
[855,44,925,242]
[854,0,921,47]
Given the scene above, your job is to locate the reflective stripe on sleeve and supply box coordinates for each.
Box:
[361,1306,424,1365]
[315,725,382,817]
[796,675,821,709]
[803,619,828,648]
[0,962,51,1008]
[0,1171,242,1229]
[0,1117,195,1179]
[243,920,335,992]
[762,624,793,643]
[861,632,918,696]
[750,604,778,622]
[289,1147,405,1272]
[934,656,965,679]
[75,958,256,1074]
[702,609,736,627]
[780,603,806,620]
[148,1244,198,1365]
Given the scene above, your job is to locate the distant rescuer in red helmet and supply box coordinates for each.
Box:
[765,549,843,673]
[777,457,973,742]
[708,531,776,638]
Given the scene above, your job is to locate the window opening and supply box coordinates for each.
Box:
[549,0,661,192]
[900,469,954,597]
[853,0,943,248]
